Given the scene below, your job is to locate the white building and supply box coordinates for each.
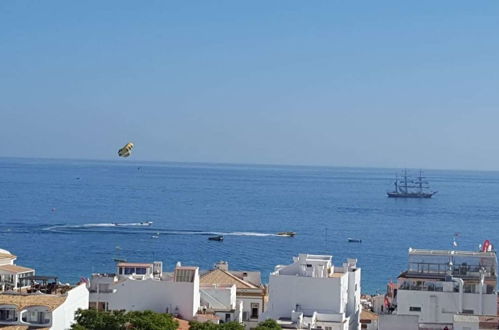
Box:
[200,261,266,329]
[360,310,379,330]
[0,283,89,329]
[380,247,498,330]
[262,254,361,330]
[199,283,243,324]
[88,261,200,320]
[0,248,35,291]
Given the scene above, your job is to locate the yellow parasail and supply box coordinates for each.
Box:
[118,142,134,157]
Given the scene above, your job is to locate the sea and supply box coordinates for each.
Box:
[1,157,498,294]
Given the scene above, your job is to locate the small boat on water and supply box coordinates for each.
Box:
[277,232,296,237]
[113,258,127,263]
[140,221,153,226]
[208,235,224,241]
[348,238,362,243]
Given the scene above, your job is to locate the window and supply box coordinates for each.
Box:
[124,267,134,275]
[242,312,249,321]
[22,311,49,324]
[463,283,475,293]
[306,264,312,268]
[135,267,147,275]
[0,308,17,322]
[462,309,474,314]
[251,303,259,319]
[225,313,231,322]
[409,306,421,312]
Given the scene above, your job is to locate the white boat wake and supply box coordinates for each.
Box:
[43,223,278,237]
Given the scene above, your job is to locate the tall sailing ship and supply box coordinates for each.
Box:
[387,170,437,198]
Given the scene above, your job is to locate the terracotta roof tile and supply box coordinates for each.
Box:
[0,253,16,260]
[360,310,379,321]
[200,269,257,289]
[0,265,34,274]
[0,293,67,311]
[174,318,190,330]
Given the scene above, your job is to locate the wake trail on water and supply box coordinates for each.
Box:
[43,222,279,237]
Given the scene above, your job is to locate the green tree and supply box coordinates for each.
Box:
[126,311,179,330]
[188,320,244,330]
[219,321,245,330]
[71,309,178,330]
[255,319,281,330]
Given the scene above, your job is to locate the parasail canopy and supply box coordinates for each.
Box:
[118,142,134,157]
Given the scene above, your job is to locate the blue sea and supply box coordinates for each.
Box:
[1,158,498,294]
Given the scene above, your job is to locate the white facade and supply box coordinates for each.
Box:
[0,248,35,291]
[0,283,89,329]
[51,283,90,329]
[200,284,243,323]
[89,262,200,320]
[383,247,497,330]
[200,262,266,329]
[452,314,479,330]
[378,314,418,330]
[262,254,361,330]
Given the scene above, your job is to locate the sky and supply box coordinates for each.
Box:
[1,1,499,170]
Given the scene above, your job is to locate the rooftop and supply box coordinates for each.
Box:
[200,268,258,289]
[0,265,34,274]
[176,266,198,271]
[360,310,379,321]
[409,248,497,258]
[0,293,67,311]
[0,253,16,261]
[0,326,49,330]
[479,315,499,329]
[406,247,497,278]
[117,263,153,268]
[174,318,190,330]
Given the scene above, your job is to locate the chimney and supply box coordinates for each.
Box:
[215,261,229,271]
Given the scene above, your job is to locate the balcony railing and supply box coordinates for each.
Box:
[408,262,495,277]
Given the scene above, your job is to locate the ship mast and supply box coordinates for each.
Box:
[418,170,423,194]
[404,169,408,193]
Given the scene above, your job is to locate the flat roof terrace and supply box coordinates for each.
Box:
[406,248,497,278]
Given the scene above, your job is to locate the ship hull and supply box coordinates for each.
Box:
[387,192,436,198]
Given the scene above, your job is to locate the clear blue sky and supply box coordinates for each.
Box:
[1,1,498,170]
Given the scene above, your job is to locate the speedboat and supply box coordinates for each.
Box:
[277,232,296,237]
[347,238,362,243]
[208,235,224,241]
[140,221,153,226]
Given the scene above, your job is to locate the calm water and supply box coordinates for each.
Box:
[1,158,498,293]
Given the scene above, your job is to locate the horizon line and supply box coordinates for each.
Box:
[1,155,498,174]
